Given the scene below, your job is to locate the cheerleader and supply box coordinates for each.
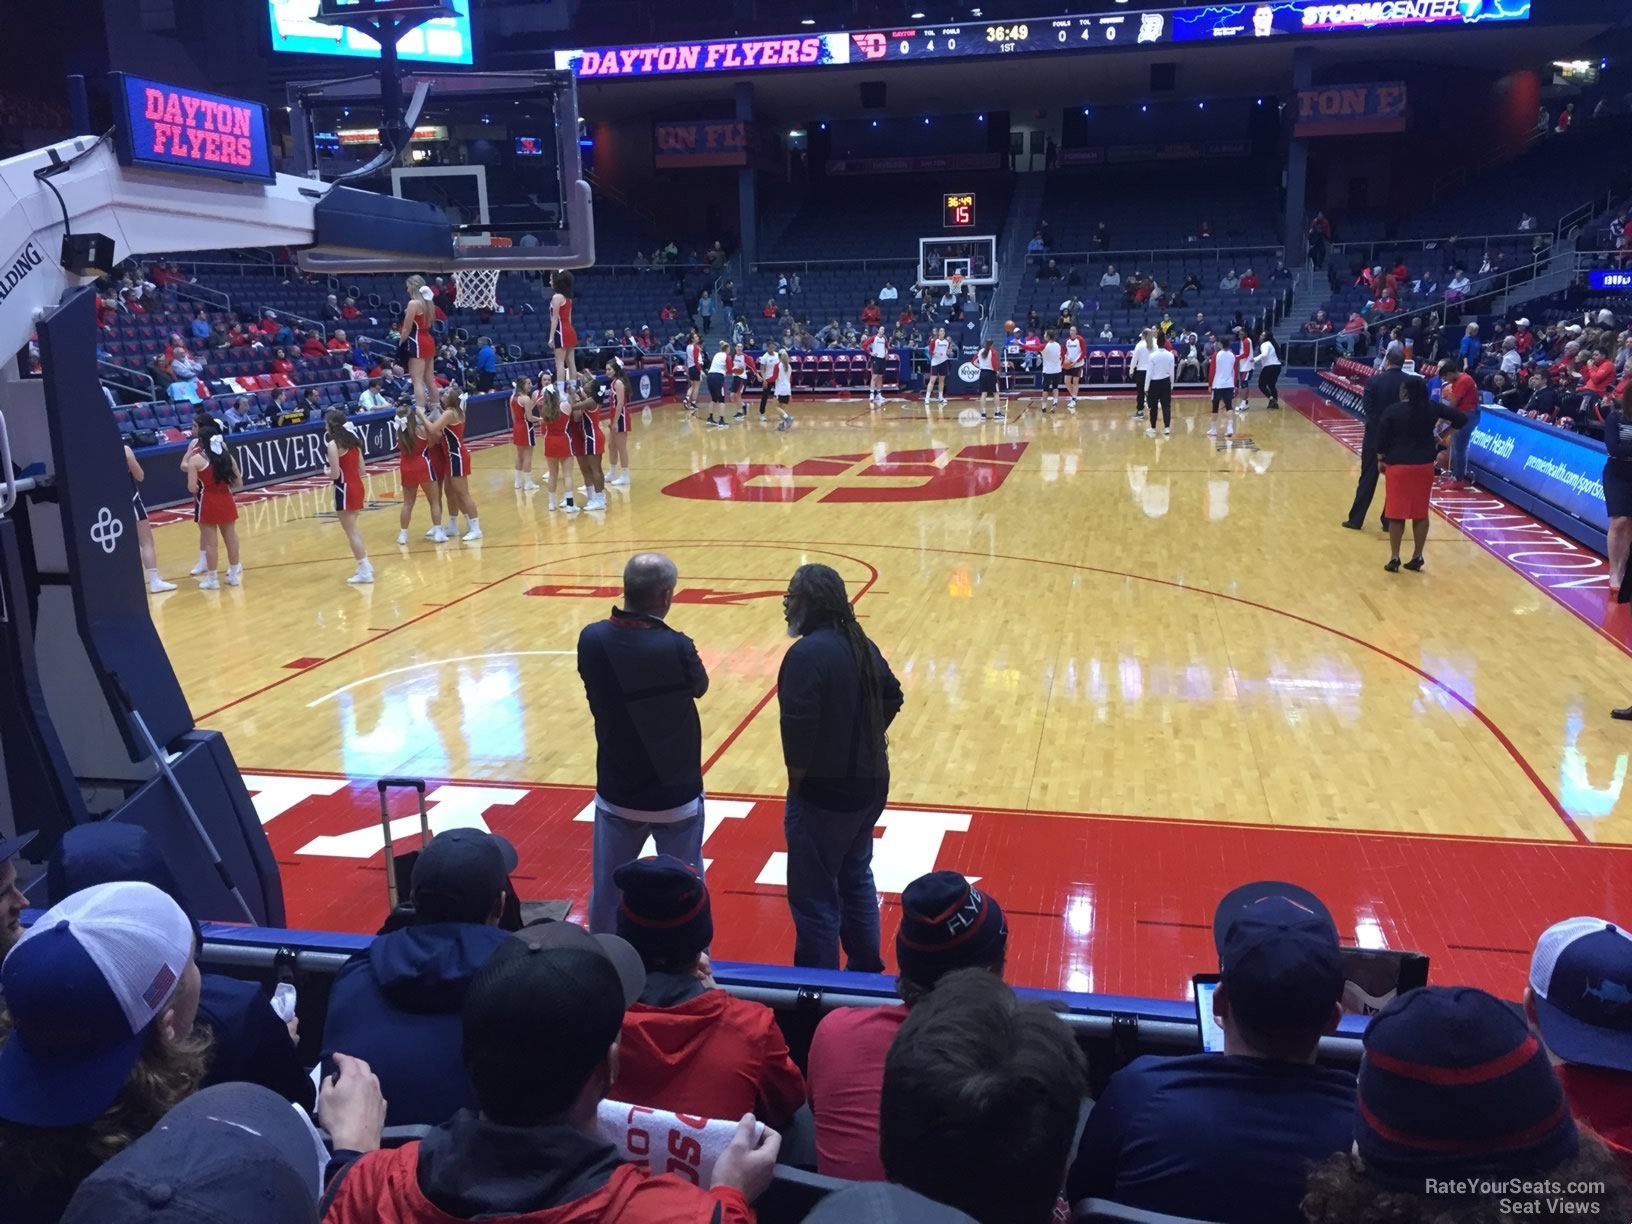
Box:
[1233,328,1255,412]
[510,375,540,491]
[604,357,633,485]
[925,328,951,407]
[867,327,890,408]
[125,444,176,594]
[1256,328,1282,410]
[395,406,446,545]
[683,331,704,413]
[183,417,241,589]
[425,388,482,540]
[705,341,730,428]
[564,381,607,512]
[1062,325,1084,412]
[537,382,573,511]
[1039,329,1063,414]
[549,269,578,385]
[398,275,437,415]
[182,413,211,577]
[975,338,1003,420]
[324,410,373,584]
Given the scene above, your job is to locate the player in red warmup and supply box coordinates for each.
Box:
[183,417,241,590]
[324,409,372,585]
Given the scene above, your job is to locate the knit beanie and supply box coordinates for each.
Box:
[895,872,1007,990]
[613,856,713,967]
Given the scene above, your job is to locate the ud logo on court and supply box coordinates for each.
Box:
[90,506,125,554]
[662,443,1028,503]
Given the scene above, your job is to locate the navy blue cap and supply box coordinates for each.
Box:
[410,828,518,924]
[1528,917,1632,1073]
[1213,883,1344,1035]
[614,856,713,966]
[0,829,37,864]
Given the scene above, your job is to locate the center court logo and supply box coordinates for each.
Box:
[90,506,125,554]
[661,443,1028,503]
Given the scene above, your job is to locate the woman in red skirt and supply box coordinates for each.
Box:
[325,409,372,584]
[510,375,539,491]
[425,388,481,541]
[1375,376,1470,573]
[604,356,633,487]
[563,381,607,513]
[395,406,447,545]
[183,417,241,589]
[538,382,573,512]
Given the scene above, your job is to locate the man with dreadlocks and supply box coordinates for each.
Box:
[778,563,904,971]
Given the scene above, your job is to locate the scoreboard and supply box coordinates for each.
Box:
[857,13,1166,62]
[943,193,976,229]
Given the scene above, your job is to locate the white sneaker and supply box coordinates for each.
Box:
[1207,425,1219,437]
[993,412,1007,421]
[461,528,483,542]
[189,559,208,576]
[523,479,540,492]
[225,565,242,587]
[588,493,607,510]
[608,473,628,486]
[1145,427,1157,438]
[562,499,581,514]
[513,475,522,489]
[547,495,558,511]
[199,573,220,590]
[938,397,948,405]
[397,529,408,545]
[348,566,374,584]
[1067,402,1077,414]
[431,527,449,543]
[148,576,177,593]
[1163,426,1172,437]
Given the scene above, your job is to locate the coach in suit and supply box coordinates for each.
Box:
[578,553,709,934]
[1343,342,1407,531]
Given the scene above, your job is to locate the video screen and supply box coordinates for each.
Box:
[514,136,545,156]
[268,0,474,66]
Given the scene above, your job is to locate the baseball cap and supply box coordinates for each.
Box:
[0,880,195,1127]
[47,823,190,916]
[464,923,645,1121]
[1528,917,1632,1072]
[614,856,713,967]
[1357,985,1576,1188]
[895,872,1008,990]
[0,829,37,864]
[60,1082,324,1224]
[1516,317,1530,326]
[1213,881,1344,1034]
[409,827,517,923]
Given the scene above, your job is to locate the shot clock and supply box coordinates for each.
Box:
[944,193,976,229]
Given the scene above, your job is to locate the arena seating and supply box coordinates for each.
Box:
[1035,164,1280,251]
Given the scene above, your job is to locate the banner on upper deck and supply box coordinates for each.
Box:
[1293,82,1408,136]
[654,121,760,168]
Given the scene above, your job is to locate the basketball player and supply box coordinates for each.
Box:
[398,275,437,416]
[183,417,242,589]
[684,331,704,413]
[1257,328,1282,410]
[537,383,573,511]
[729,343,751,421]
[510,375,540,491]
[324,410,373,584]
[549,269,578,386]
[1145,334,1175,437]
[1062,325,1084,413]
[124,445,176,594]
[604,357,633,484]
[1131,328,1154,420]
[564,381,608,512]
[1040,329,1063,413]
[424,388,481,540]
[1207,337,1237,438]
[925,327,951,407]
[1234,328,1255,412]
[705,341,729,427]
[396,406,446,545]
[975,338,1003,420]
[771,343,795,429]
[867,327,890,408]
[757,346,781,422]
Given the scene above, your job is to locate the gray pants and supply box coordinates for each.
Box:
[589,803,706,933]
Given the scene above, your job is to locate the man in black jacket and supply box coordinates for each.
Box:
[778,563,904,971]
[1342,341,1406,531]
[578,553,709,934]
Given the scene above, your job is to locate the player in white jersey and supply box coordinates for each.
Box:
[1130,330,1154,419]
[925,328,951,408]
[1144,338,1176,437]
[705,342,730,428]
[1039,330,1064,413]
[867,328,891,407]
[1062,326,1084,412]
[1256,329,1282,410]
[1207,342,1238,438]
[770,345,795,429]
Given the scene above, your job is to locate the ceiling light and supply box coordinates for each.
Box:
[801,17,815,25]
[911,10,925,17]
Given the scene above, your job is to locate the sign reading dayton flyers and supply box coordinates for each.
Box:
[1294,81,1409,137]
[112,73,276,183]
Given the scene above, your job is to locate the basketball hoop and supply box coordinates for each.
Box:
[453,234,512,312]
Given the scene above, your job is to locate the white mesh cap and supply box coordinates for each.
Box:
[9,879,192,1032]
[1529,915,1627,1000]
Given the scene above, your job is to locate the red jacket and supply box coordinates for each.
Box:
[616,982,806,1128]
[323,1113,752,1224]
[1557,1063,1632,1184]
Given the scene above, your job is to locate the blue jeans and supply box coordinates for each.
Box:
[589,803,706,933]
[1450,408,1479,480]
[783,791,886,972]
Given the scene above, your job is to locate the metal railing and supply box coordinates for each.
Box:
[97,359,157,400]
[173,280,230,312]
[1327,231,1552,273]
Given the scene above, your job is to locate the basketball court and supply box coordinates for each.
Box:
[134,383,1632,1001]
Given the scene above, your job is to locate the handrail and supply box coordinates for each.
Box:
[1023,243,1284,266]
[97,359,157,398]
[173,280,230,311]
[0,410,16,515]
[1329,230,1549,273]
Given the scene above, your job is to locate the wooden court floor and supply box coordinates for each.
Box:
[144,387,1632,999]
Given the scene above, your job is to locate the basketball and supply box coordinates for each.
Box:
[1005,319,1016,333]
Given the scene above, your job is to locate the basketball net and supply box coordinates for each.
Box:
[453,235,512,311]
